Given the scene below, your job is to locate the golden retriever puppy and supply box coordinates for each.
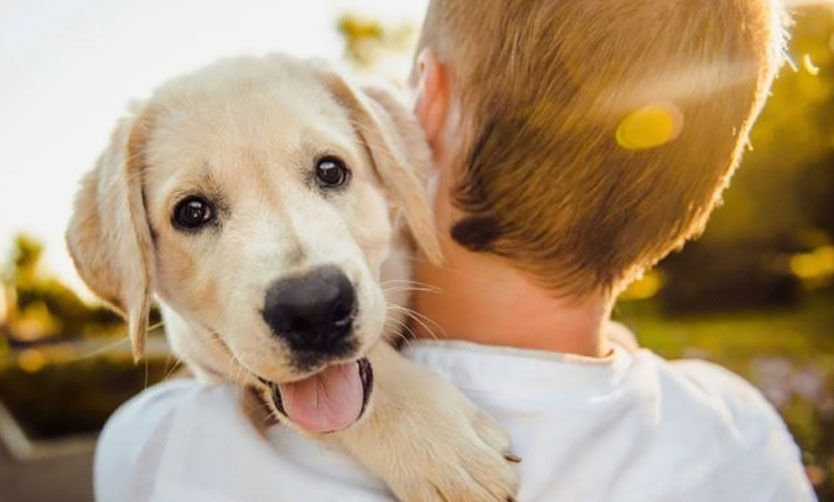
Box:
[66,54,518,501]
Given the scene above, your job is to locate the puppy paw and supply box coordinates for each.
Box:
[386,393,520,502]
[339,344,519,501]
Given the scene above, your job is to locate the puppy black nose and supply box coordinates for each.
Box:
[262,266,356,353]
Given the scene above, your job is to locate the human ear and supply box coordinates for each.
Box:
[412,48,449,154]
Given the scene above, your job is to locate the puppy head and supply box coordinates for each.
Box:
[66,54,440,432]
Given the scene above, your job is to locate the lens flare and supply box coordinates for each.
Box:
[615,103,683,151]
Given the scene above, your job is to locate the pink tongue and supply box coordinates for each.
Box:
[279,362,364,433]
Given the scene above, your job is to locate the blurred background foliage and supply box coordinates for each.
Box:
[0,5,832,500]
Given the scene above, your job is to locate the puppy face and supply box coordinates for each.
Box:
[145,63,390,380]
[67,55,440,432]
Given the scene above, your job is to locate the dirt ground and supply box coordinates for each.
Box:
[0,440,94,502]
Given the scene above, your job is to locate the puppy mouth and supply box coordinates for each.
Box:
[258,357,373,433]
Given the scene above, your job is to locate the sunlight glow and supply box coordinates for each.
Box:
[602,59,760,121]
[0,285,7,325]
[784,0,834,6]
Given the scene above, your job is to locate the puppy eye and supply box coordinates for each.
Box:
[315,156,350,188]
[173,196,214,230]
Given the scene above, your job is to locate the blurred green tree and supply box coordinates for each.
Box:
[659,6,834,313]
[337,12,416,78]
[1,234,122,345]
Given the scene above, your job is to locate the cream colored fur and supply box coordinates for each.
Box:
[66,54,517,501]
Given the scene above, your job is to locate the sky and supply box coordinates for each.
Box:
[0,0,428,296]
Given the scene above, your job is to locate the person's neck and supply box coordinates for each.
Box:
[410,240,614,358]
[406,95,613,357]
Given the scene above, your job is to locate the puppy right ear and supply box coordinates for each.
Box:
[66,108,156,361]
[317,71,443,265]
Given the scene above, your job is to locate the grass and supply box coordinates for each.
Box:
[616,293,834,367]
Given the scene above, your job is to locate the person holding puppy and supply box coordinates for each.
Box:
[96,0,815,500]
[400,0,814,499]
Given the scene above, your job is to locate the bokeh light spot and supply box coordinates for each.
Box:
[619,271,664,301]
[790,246,834,280]
[802,53,820,76]
[18,349,47,373]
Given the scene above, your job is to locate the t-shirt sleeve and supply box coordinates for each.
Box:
[94,379,394,502]
[94,379,199,502]
[670,360,817,501]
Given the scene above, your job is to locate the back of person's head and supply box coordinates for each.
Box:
[416,0,788,297]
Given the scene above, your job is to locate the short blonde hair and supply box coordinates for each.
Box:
[417,0,787,296]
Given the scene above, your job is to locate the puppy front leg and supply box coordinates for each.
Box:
[337,342,519,501]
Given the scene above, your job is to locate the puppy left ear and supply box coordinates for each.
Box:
[65,108,156,361]
[318,72,443,265]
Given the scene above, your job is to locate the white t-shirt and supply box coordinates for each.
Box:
[95,335,815,502]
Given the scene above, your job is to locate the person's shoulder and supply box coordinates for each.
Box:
[666,357,785,430]
[633,352,816,501]
[94,379,240,501]
[95,378,393,502]
[111,377,227,420]
[99,378,238,447]
[633,349,782,430]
